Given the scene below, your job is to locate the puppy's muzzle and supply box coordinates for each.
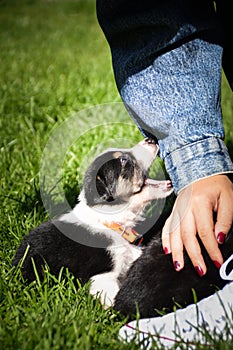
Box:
[131,138,159,169]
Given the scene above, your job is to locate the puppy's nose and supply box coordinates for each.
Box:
[144,138,156,145]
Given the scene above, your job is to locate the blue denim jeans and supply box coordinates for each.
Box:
[120,39,233,193]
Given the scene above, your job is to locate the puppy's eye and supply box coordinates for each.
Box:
[120,156,128,167]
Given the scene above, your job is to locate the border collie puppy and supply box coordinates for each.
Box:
[114,209,233,319]
[13,138,172,307]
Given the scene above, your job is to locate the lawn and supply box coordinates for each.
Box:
[0,1,233,349]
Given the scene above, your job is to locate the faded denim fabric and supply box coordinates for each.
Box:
[121,39,233,193]
[96,0,222,91]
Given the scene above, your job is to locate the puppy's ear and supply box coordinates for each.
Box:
[81,152,122,207]
[96,175,114,202]
[82,173,114,206]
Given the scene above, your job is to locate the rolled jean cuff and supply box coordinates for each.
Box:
[164,137,233,194]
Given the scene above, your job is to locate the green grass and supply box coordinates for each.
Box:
[0,1,233,349]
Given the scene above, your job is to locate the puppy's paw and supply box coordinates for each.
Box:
[89,273,119,308]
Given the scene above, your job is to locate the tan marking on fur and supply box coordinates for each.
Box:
[112,151,123,158]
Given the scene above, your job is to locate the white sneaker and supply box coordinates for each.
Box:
[119,254,233,349]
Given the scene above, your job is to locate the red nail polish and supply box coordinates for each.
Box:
[174,261,180,270]
[163,247,170,255]
[195,265,204,277]
[217,232,225,244]
[213,260,222,269]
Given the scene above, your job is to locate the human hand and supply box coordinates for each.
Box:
[162,175,233,276]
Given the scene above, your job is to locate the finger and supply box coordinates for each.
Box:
[178,212,206,275]
[169,226,184,271]
[162,216,172,254]
[168,211,185,271]
[162,201,182,250]
[194,206,223,270]
[215,194,233,244]
[162,213,185,271]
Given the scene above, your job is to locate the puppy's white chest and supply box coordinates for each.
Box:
[109,241,142,277]
[90,243,142,308]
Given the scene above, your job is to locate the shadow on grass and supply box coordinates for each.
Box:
[3,177,81,220]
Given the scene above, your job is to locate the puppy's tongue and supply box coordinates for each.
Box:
[144,178,172,188]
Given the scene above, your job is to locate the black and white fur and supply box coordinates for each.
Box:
[13,138,233,318]
[114,227,233,319]
[13,138,172,307]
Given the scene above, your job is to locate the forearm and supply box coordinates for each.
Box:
[97,0,233,193]
[120,39,233,193]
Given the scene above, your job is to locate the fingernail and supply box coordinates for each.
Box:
[213,260,222,270]
[217,232,225,244]
[174,261,181,271]
[195,265,204,277]
[163,247,170,255]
